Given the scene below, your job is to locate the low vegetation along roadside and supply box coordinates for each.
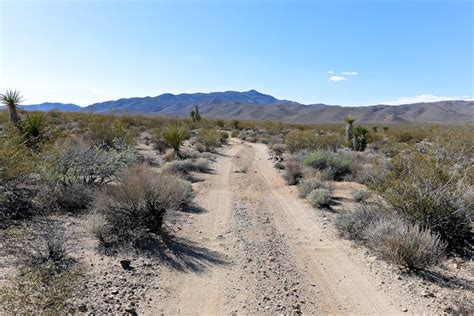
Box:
[0,90,472,314]
[0,90,226,313]
[266,115,472,290]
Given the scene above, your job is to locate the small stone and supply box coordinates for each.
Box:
[120,259,132,270]
[401,308,408,312]
[421,291,435,298]
[78,304,87,312]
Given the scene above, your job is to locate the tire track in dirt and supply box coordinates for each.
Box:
[250,142,403,315]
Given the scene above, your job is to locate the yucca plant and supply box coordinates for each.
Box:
[24,112,46,138]
[162,124,188,159]
[1,89,24,126]
[344,114,356,149]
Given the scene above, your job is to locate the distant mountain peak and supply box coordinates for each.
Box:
[21,90,474,123]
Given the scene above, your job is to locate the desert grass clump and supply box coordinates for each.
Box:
[335,206,446,270]
[351,188,371,203]
[366,220,446,270]
[34,182,94,214]
[163,158,210,175]
[303,150,353,180]
[95,164,193,245]
[308,188,331,207]
[335,205,385,241]
[284,159,303,185]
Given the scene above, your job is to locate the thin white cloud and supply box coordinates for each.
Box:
[328,70,334,74]
[341,71,358,75]
[382,94,473,105]
[328,75,347,82]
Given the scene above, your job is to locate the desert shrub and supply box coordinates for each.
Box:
[42,137,136,187]
[163,158,210,174]
[231,130,239,137]
[270,143,286,156]
[0,185,36,223]
[303,150,353,180]
[0,260,84,314]
[0,129,37,185]
[336,206,446,270]
[34,182,94,214]
[274,161,285,170]
[335,205,385,241]
[351,188,371,203]
[366,219,445,270]
[298,179,329,198]
[87,116,136,148]
[284,160,302,185]
[308,188,331,207]
[284,130,319,153]
[197,128,222,151]
[371,142,473,254]
[162,124,188,158]
[95,165,193,244]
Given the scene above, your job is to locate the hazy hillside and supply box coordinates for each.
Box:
[23,90,474,123]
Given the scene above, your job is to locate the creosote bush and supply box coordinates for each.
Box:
[371,142,473,254]
[95,164,194,245]
[303,150,353,180]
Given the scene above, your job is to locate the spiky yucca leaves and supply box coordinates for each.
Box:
[24,113,46,138]
[162,124,188,159]
[1,89,24,126]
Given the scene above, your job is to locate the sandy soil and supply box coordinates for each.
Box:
[147,139,424,315]
[2,139,471,315]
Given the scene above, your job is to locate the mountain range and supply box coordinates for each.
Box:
[21,90,474,123]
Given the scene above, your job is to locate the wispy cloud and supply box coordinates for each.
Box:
[382,94,473,105]
[328,75,347,82]
[328,70,358,82]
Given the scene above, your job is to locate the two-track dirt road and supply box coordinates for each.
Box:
[151,139,412,315]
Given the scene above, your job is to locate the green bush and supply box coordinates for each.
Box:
[303,150,353,180]
[308,188,331,207]
[298,179,329,198]
[197,128,222,151]
[371,143,473,254]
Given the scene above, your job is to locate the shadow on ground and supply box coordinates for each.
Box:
[142,235,229,273]
[417,270,473,290]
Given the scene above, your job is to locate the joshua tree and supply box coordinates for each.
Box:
[344,115,356,148]
[190,109,196,122]
[1,89,24,126]
[352,126,369,151]
[162,124,188,159]
[194,106,201,122]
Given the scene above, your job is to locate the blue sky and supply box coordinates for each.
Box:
[1,0,472,106]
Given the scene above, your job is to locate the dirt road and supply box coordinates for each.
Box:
[151,140,406,315]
